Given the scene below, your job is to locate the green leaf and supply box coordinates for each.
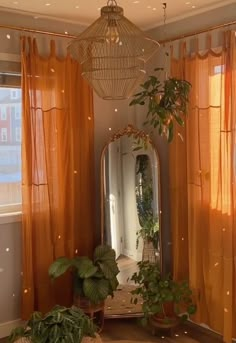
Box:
[73,258,98,278]
[98,259,119,279]
[174,115,184,126]
[94,245,116,261]
[167,121,174,142]
[133,146,142,151]
[187,304,197,315]
[109,276,119,291]
[48,257,72,279]
[48,324,60,340]
[83,278,110,303]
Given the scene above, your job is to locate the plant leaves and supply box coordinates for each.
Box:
[98,259,119,279]
[48,257,72,279]
[94,245,116,262]
[83,278,110,304]
[73,258,98,278]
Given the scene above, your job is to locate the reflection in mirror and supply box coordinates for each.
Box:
[101,125,161,318]
[135,155,160,264]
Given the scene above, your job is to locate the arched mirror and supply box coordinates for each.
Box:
[101,124,162,318]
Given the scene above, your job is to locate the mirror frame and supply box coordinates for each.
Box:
[100,124,163,318]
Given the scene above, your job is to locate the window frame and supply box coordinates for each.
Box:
[0,55,21,215]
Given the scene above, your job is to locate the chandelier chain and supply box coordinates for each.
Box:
[162,3,167,31]
[162,2,168,79]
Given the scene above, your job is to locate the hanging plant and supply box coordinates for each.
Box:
[129,68,191,142]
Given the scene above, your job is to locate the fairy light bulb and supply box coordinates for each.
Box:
[106,19,120,44]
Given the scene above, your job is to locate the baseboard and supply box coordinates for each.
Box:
[187,320,236,342]
[123,248,142,262]
[0,319,24,339]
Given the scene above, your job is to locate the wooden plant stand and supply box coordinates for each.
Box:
[149,316,180,337]
[73,296,105,332]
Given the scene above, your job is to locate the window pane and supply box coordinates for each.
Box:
[0,87,21,209]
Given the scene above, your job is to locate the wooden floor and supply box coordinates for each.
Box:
[116,255,138,285]
[0,319,223,343]
[101,318,224,343]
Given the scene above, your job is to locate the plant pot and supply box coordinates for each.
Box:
[150,302,179,329]
[73,295,104,312]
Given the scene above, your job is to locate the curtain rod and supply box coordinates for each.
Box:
[159,20,236,44]
[0,19,236,42]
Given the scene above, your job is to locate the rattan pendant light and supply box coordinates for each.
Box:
[68,0,159,100]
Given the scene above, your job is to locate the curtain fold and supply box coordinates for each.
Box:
[21,37,95,319]
[170,31,236,343]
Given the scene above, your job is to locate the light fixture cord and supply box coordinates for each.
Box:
[107,0,118,6]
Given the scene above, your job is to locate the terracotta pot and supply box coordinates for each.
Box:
[73,295,104,313]
[151,302,179,328]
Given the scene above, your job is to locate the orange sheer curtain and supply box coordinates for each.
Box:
[170,31,236,343]
[21,37,95,319]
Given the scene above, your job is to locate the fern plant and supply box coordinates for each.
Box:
[9,305,96,343]
[49,245,119,305]
[129,69,191,142]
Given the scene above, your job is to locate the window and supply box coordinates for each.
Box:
[11,105,15,117]
[1,128,7,142]
[15,105,21,119]
[0,86,22,212]
[10,88,21,100]
[0,107,6,120]
[15,127,21,142]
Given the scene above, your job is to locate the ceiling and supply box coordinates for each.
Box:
[0,0,234,30]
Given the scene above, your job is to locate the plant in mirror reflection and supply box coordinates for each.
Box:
[135,154,159,250]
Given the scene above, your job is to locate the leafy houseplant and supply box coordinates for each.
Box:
[129,69,191,142]
[49,245,119,305]
[9,305,98,343]
[131,261,196,326]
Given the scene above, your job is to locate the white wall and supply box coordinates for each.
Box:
[0,216,23,338]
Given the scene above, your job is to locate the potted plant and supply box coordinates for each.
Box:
[129,69,191,142]
[8,305,102,343]
[130,261,196,328]
[49,245,119,311]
